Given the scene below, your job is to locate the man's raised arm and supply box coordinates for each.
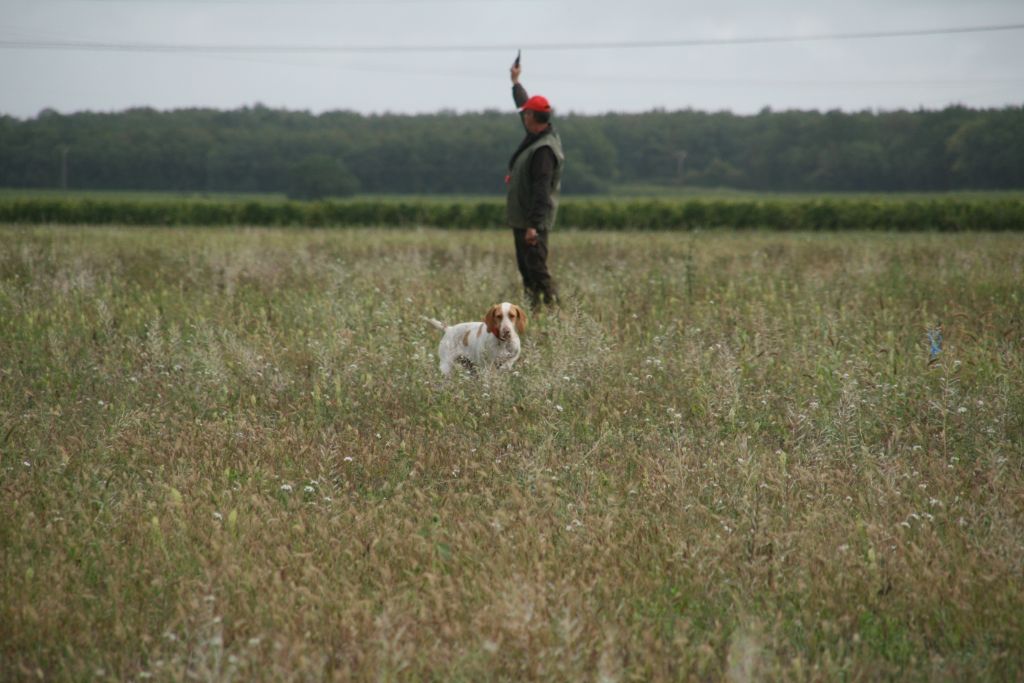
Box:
[510,62,528,121]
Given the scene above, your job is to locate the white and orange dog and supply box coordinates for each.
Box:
[423,302,527,376]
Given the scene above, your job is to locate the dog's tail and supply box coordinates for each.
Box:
[420,315,447,331]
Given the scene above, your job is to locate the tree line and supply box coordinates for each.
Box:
[1,104,1022,197]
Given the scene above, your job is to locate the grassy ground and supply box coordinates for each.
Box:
[3,186,1023,204]
[1,226,1022,681]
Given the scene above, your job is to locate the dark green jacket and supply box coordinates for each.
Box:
[507,82,565,230]
[507,128,564,230]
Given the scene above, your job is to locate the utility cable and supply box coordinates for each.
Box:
[1,22,1023,55]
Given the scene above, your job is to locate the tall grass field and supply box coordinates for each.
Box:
[1,226,1022,681]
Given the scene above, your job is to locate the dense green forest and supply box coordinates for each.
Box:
[1,104,1022,197]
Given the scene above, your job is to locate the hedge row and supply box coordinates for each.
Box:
[1,197,1022,231]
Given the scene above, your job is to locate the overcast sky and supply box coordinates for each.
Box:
[1,0,1022,119]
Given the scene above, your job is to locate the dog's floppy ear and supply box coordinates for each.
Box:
[513,304,527,334]
[484,304,500,335]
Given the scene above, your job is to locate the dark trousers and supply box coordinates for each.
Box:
[512,228,558,307]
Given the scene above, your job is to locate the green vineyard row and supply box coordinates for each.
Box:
[2,196,1022,230]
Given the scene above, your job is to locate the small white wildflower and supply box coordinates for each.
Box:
[212,511,223,521]
[322,496,332,503]
[555,404,564,412]
[957,406,967,414]
[343,456,353,462]
[563,376,571,381]
[900,521,911,529]
[838,544,850,552]
[23,460,30,467]
[280,484,293,492]
[304,485,315,494]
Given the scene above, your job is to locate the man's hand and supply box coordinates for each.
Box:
[525,227,538,246]
[510,63,521,84]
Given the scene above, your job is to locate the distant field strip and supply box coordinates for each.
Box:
[1,227,1022,680]
[1,195,1023,230]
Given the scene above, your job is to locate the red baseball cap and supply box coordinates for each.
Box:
[519,95,552,113]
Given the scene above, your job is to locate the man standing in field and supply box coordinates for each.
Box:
[508,59,564,307]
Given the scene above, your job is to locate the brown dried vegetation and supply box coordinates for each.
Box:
[1,227,1022,681]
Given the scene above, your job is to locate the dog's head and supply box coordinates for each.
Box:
[485,302,527,341]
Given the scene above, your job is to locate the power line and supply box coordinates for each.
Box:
[1,22,1023,55]
[50,0,538,4]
